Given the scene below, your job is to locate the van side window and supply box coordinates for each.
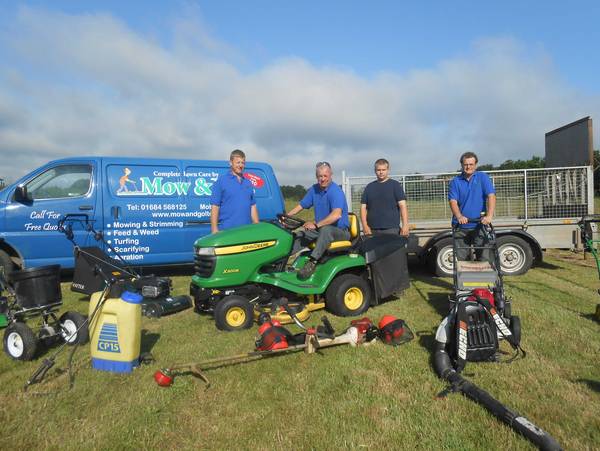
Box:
[25,165,92,200]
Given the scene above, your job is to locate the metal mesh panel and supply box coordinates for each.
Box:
[345,167,590,222]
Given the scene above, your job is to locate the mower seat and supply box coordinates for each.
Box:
[309,213,359,253]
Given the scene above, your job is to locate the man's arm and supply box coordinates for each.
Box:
[304,208,342,230]
[210,205,220,233]
[449,199,468,224]
[250,204,259,224]
[286,204,304,217]
[481,194,496,225]
[360,204,372,235]
[399,200,409,236]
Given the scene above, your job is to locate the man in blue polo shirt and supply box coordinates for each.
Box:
[210,149,259,233]
[448,151,496,262]
[286,161,350,280]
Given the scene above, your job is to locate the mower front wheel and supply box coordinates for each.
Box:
[3,322,37,360]
[326,274,371,317]
[59,312,89,345]
[214,296,254,331]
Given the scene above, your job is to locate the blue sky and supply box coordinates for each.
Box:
[0,1,599,184]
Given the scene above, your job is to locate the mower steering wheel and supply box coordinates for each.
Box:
[276,214,305,231]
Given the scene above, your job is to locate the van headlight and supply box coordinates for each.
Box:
[196,246,215,256]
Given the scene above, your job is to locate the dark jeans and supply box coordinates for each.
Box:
[454,226,493,264]
[292,225,351,261]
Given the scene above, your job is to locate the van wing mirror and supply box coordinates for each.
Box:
[14,185,32,203]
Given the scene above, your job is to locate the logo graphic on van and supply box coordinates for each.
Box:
[243,172,265,188]
[116,168,139,194]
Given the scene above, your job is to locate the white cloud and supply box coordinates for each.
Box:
[0,6,598,187]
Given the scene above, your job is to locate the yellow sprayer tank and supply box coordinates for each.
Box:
[89,289,142,373]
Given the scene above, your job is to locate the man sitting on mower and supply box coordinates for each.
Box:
[285,161,350,280]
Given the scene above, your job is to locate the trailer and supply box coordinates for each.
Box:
[342,165,594,276]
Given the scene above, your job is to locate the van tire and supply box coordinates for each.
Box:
[0,250,14,280]
[496,236,533,275]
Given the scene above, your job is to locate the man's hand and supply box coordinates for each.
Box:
[481,215,493,225]
[363,225,372,236]
[304,221,318,231]
[457,215,469,225]
[400,224,410,236]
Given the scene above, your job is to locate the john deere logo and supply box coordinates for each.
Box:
[215,241,276,256]
[223,268,240,274]
[97,323,120,353]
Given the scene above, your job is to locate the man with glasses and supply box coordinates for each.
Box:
[286,161,350,280]
[448,151,496,262]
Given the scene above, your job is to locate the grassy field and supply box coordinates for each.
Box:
[0,249,599,450]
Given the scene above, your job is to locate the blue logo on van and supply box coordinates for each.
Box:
[97,323,121,353]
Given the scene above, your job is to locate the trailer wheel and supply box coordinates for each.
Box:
[3,322,37,360]
[59,312,89,345]
[497,236,533,275]
[214,296,253,331]
[0,250,14,280]
[429,238,454,277]
[326,274,371,317]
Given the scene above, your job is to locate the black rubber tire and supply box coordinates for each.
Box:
[0,250,15,280]
[325,273,371,317]
[3,322,37,360]
[59,311,89,345]
[496,236,533,275]
[428,238,454,277]
[144,302,163,318]
[214,295,254,331]
[510,315,521,346]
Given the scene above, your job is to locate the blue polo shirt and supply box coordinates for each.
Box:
[300,182,349,229]
[210,171,256,230]
[448,171,495,229]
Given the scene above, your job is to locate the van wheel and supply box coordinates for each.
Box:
[326,274,371,317]
[429,238,454,277]
[0,250,14,280]
[497,236,533,275]
[3,322,37,360]
[214,296,253,331]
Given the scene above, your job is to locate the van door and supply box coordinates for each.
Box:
[4,161,98,269]
[103,161,186,266]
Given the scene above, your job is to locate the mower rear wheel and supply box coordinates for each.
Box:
[510,315,521,346]
[215,296,254,331]
[3,322,37,360]
[326,274,371,317]
[59,312,89,345]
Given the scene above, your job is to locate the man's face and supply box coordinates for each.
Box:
[316,166,332,189]
[374,164,389,182]
[230,156,245,176]
[462,157,477,177]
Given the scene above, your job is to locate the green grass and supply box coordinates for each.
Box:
[0,254,599,450]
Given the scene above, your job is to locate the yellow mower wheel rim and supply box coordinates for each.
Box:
[344,287,364,311]
[226,307,247,327]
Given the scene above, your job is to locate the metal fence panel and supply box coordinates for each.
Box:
[344,166,591,222]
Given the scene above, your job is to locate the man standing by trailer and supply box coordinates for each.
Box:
[210,149,259,233]
[360,159,410,237]
[448,151,496,262]
[286,161,350,280]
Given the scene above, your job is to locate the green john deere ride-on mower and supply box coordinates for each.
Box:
[190,214,410,331]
